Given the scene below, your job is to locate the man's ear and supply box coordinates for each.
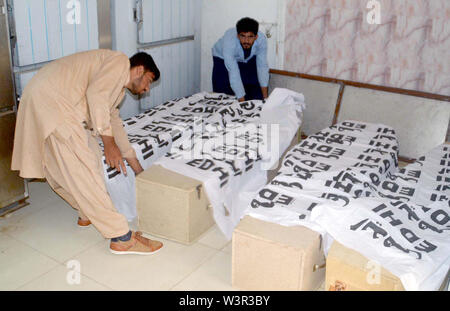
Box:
[137,65,145,76]
[255,34,258,40]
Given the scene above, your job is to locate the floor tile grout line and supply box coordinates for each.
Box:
[59,237,108,265]
[0,196,62,227]
[77,271,115,291]
[12,261,64,291]
[2,224,107,265]
[168,247,222,291]
[14,262,115,291]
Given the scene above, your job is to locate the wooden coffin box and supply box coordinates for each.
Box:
[232,216,326,291]
[136,165,215,244]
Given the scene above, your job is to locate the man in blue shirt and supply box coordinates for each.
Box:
[212,17,269,102]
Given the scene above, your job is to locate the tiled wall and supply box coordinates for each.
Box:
[283,0,450,96]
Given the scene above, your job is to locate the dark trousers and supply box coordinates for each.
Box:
[212,56,263,101]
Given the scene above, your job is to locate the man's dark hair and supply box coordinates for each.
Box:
[236,17,259,35]
[129,52,160,81]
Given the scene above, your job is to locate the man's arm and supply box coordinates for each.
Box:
[223,31,246,100]
[101,135,127,176]
[110,107,143,175]
[261,87,268,99]
[256,34,270,99]
[85,52,133,175]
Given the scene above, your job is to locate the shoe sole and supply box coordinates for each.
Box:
[109,246,163,256]
[77,224,91,228]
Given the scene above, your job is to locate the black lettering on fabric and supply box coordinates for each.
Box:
[300,141,317,150]
[399,187,415,197]
[325,171,363,194]
[239,102,256,111]
[379,210,403,226]
[307,135,325,143]
[414,240,437,253]
[430,210,449,226]
[400,228,420,243]
[362,148,387,156]
[106,166,120,179]
[321,193,350,207]
[435,184,450,191]
[372,203,388,213]
[358,155,381,164]
[251,199,274,208]
[363,221,388,239]
[437,167,450,175]
[369,172,381,186]
[436,175,450,183]
[212,167,229,187]
[369,140,390,149]
[350,218,369,231]
[311,152,338,159]
[259,189,278,201]
[430,193,449,203]
[418,221,443,234]
[354,162,379,169]
[293,165,312,180]
[377,192,411,202]
[187,159,202,167]
[317,145,332,153]
[277,194,294,205]
[383,237,421,259]
[137,140,154,160]
[380,127,395,135]
[199,159,215,171]
[382,181,399,193]
[271,179,303,190]
[374,134,397,141]
[395,202,420,222]
[224,160,242,176]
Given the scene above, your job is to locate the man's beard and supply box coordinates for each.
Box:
[129,76,144,95]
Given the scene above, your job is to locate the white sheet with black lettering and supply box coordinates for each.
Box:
[310,144,450,291]
[155,88,306,239]
[247,121,399,237]
[100,92,236,220]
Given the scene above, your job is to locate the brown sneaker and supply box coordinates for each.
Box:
[77,217,91,228]
[109,231,163,255]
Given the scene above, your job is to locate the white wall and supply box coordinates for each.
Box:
[200,0,282,93]
[111,0,140,119]
[112,0,201,119]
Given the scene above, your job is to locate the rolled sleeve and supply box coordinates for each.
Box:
[256,36,270,88]
[86,53,130,137]
[110,108,136,159]
[223,33,246,99]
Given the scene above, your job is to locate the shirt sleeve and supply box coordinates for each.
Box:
[256,35,269,88]
[86,53,130,137]
[223,32,246,99]
[110,107,137,159]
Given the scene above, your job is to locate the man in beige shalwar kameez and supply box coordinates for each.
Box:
[12,49,163,255]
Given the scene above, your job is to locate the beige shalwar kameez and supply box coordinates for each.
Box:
[11,49,136,238]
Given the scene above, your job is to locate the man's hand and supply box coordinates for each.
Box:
[126,157,144,176]
[101,135,127,176]
[261,87,268,100]
[238,97,245,102]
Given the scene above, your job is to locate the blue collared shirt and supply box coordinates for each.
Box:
[212,28,269,99]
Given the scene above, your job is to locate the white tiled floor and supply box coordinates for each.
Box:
[0,181,236,291]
